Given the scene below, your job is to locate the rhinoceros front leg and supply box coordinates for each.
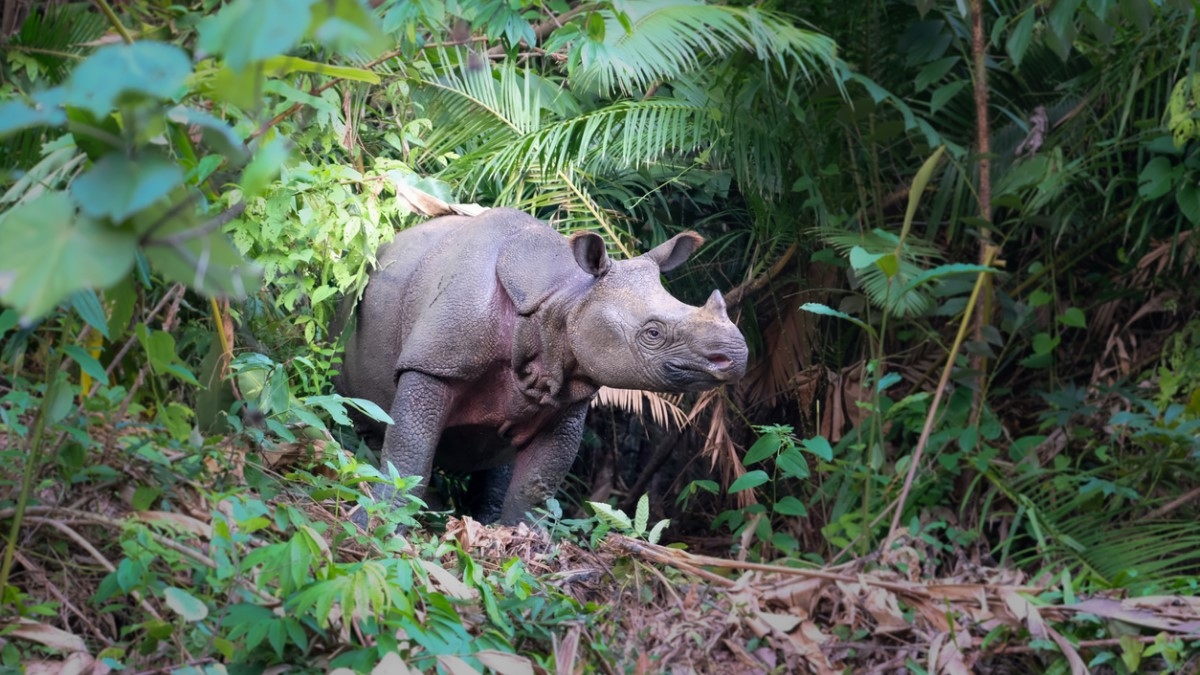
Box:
[499,400,590,525]
[372,370,455,519]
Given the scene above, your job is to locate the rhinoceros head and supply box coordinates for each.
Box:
[565,231,748,393]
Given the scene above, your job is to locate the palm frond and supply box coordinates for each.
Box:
[556,0,840,97]
[814,226,944,318]
[995,470,1200,592]
[593,386,687,430]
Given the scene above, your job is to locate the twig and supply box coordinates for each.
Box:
[1145,485,1200,520]
[14,550,113,647]
[40,519,165,622]
[887,246,998,540]
[91,0,133,45]
[144,202,245,248]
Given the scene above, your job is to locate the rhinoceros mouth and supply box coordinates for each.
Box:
[663,361,728,389]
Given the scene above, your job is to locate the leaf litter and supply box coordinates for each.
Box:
[3,436,1199,674]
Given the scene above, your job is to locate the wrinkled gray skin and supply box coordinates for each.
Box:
[334,208,748,526]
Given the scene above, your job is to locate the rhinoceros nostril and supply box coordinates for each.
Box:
[707,353,733,369]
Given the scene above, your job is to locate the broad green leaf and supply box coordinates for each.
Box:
[1006,10,1036,68]
[930,81,967,116]
[0,92,67,137]
[71,154,184,222]
[588,501,633,530]
[900,146,946,250]
[163,587,209,622]
[142,208,262,299]
[1137,156,1176,200]
[776,447,810,480]
[744,432,783,465]
[198,0,317,72]
[647,519,670,545]
[261,56,381,84]
[634,494,649,535]
[308,0,390,58]
[1168,75,1200,149]
[167,106,248,161]
[897,263,995,298]
[874,253,900,279]
[728,470,769,493]
[773,496,808,517]
[800,436,834,461]
[241,137,294,198]
[1176,183,1200,225]
[914,56,959,92]
[1029,289,1053,308]
[46,374,74,424]
[1032,332,1060,355]
[70,289,110,339]
[849,245,884,271]
[64,345,108,386]
[799,302,873,335]
[131,485,162,511]
[0,309,17,334]
[137,325,179,375]
[1058,307,1086,329]
[0,192,137,322]
[342,396,393,425]
[65,42,192,117]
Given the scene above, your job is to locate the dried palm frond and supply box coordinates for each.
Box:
[592,386,686,430]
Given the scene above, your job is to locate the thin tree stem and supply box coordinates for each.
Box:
[92,0,133,45]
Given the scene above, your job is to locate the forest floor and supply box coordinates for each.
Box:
[9,448,1200,675]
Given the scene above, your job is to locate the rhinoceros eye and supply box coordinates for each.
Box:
[640,323,667,348]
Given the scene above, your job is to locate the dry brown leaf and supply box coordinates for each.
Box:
[438,654,482,675]
[928,630,971,675]
[553,624,580,675]
[370,652,416,675]
[475,650,535,675]
[592,386,686,429]
[756,611,801,633]
[6,619,88,653]
[23,653,94,675]
[863,586,910,634]
[419,559,477,600]
[760,576,824,616]
[1058,597,1200,634]
[789,621,838,675]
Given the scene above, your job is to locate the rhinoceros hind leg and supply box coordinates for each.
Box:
[467,462,514,525]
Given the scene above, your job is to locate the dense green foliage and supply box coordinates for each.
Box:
[2,0,1199,671]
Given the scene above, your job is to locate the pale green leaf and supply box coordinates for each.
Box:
[71,154,183,222]
[728,470,769,493]
[65,42,192,117]
[198,0,317,72]
[164,587,209,622]
[588,501,633,530]
[634,494,650,535]
[800,436,834,461]
[1058,307,1086,329]
[773,496,808,517]
[63,345,108,386]
[0,192,137,322]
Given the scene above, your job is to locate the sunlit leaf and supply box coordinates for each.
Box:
[65,42,192,116]
[0,192,137,322]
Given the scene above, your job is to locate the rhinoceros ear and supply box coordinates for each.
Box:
[570,231,612,277]
[644,231,704,272]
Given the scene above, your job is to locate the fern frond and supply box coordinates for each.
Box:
[555,0,839,97]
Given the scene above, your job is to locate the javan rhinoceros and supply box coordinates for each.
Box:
[334,207,747,525]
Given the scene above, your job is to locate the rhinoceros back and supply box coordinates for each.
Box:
[334,208,585,419]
